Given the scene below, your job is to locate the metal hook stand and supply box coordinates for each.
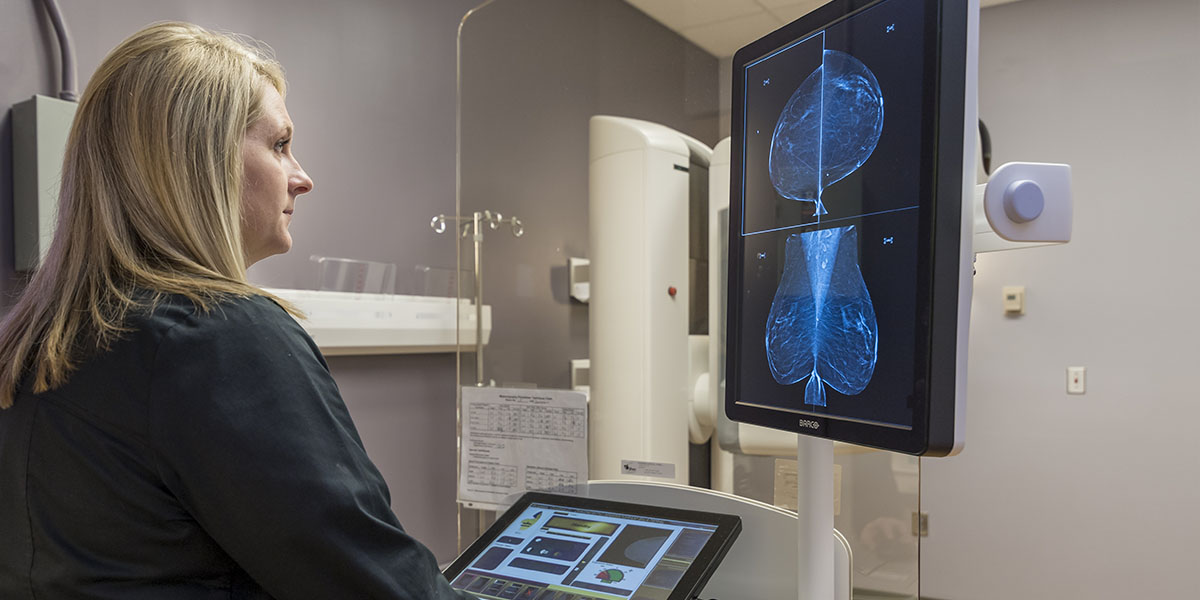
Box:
[431,211,524,386]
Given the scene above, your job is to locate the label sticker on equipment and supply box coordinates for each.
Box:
[620,460,676,479]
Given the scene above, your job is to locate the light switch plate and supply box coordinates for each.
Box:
[1067,366,1086,394]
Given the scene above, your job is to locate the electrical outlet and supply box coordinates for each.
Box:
[1002,285,1025,315]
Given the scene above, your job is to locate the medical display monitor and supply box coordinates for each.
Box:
[726,0,975,455]
[444,493,741,600]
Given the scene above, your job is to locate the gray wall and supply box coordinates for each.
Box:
[718,56,732,139]
[458,0,719,390]
[921,0,1200,597]
[1,0,478,561]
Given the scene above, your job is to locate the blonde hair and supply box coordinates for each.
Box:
[0,22,298,408]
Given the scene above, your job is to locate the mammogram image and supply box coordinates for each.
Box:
[766,226,878,406]
[768,49,884,216]
[764,50,883,407]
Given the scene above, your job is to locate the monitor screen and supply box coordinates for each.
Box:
[444,493,741,600]
[725,0,975,455]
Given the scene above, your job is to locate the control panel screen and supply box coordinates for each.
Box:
[445,494,740,600]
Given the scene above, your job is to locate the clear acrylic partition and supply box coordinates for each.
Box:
[455,1,921,597]
[835,449,921,599]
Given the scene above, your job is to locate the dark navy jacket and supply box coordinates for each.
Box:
[0,293,473,599]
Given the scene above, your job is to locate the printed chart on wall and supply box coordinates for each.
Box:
[459,387,589,509]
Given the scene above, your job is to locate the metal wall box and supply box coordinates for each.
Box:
[12,94,76,271]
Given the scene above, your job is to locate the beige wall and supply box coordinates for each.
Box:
[921,0,1200,597]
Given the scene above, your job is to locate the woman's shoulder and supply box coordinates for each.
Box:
[135,291,324,374]
[144,292,288,323]
[135,292,308,350]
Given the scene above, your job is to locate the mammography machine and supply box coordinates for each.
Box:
[588,116,713,484]
[564,0,1071,597]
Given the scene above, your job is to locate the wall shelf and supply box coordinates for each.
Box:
[265,288,491,356]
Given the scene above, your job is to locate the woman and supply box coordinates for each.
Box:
[0,22,473,599]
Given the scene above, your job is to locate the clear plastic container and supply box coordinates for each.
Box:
[310,255,396,294]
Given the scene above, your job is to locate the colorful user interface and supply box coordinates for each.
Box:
[449,502,717,600]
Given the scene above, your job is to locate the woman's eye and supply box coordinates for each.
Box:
[274,139,291,152]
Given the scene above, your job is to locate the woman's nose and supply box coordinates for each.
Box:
[290,159,313,196]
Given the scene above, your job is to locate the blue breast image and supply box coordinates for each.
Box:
[764,49,882,407]
[768,50,883,216]
[766,227,878,406]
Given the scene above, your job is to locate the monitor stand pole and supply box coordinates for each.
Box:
[797,435,835,600]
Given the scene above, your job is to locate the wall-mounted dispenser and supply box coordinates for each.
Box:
[12,95,76,271]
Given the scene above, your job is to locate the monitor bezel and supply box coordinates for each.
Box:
[443,491,743,600]
[725,0,972,456]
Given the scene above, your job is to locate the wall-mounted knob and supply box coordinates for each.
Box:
[1003,179,1045,223]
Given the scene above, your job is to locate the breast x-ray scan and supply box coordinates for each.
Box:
[727,0,971,455]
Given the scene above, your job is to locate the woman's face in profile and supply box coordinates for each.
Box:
[241,83,314,266]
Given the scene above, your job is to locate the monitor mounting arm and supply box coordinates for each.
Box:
[973,162,1073,254]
